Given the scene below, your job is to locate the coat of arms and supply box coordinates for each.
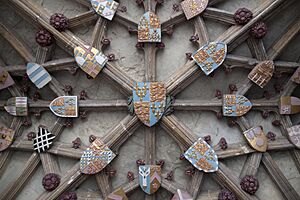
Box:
[0,68,14,90]
[171,189,192,200]
[91,0,119,20]
[243,126,268,152]
[4,97,28,116]
[184,137,218,172]
[106,187,128,200]
[27,62,52,89]
[49,96,78,117]
[138,11,161,43]
[139,165,161,194]
[33,126,55,153]
[132,82,166,127]
[192,42,227,75]
[181,0,209,20]
[279,96,300,115]
[287,125,300,148]
[248,60,274,88]
[291,67,300,84]
[0,127,15,152]
[80,138,116,174]
[74,45,108,78]
[223,94,252,117]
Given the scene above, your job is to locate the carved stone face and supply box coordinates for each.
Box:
[243,126,268,152]
[139,165,161,194]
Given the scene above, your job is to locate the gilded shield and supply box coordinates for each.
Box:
[0,68,14,90]
[287,125,300,148]
[223,94,252,117]
[106,187,128,200]
[139,165,161,194]
[184,137,218,172]
[91,0,119,20]
[27,62,52,89]
[133,82,166,127]
[74,45,108,78]
[138,11,161,43]
[291,67,300,84]
[33,126,55,153]
[0,127,15,152]
[243,126,268,152]
[4,97,28,116]
[181,0,209,20]
[279,96,300,115]
[248,60,274,88]
[49,96,78,117]
[171,189,192,200]
[192,42,227,75]
[80,138,116,174]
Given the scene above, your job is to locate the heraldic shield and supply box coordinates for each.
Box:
[49,96,78,117]
[184,137,218,172]
[287,125,300,148]
[133,82,166,127]
[0,68,14,90]
[223,94,252,117]
[91,0,119,21]
[4,97,28,116]
[181,0,209,20]
[171,189,192,200]
[243,126,268,152]
[279,96,300,115]
[192,42,227,75]
[80,138,116,174]
[248,60,274,88]
[291,67,300,84]
[138,11,161,43]
[139,165,162,194]
[0,127,15,152]
[106,187,128,200]
[26,62,52,89]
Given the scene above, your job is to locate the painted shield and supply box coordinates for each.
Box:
[138,11,161,43]
[248,60,274,88]
[181,0,209,20]
[91,0,119,20]
[184,137,218,172]
[139,165,161,194]
[27,63,51,89]
[279,96,300,115]
[0,68,14,90]
[133,82,166,127]
[223,94,252,117]
[192,42,227,75]
[33,126,55,153]
[49,96,78,117]
[4,97,28,116]
[80,138,116,174]
[287,125,300,148]
[106,187,128,200]
[0,127,15,152]
[243,126,268,152]
[74,45,108,78]
[171,189,192,200]
[291,67,300,84]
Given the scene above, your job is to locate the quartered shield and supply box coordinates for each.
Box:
[243,126,268,152]
[27,62,52,89]
[49,96,78,117]
[291,67,300,84]
[80,138,116,174]
[248,60,274,88]
[106,187,128,200]
[139,165,161,194]
[91,0,119,20]
[223,94,252,117]
[171,189,192,200]
[33,126,55,153]
[287,125,300,148]
[138,11,161,43]
[184,137,218,172]
[181,0,209,20]
[4,97,28,116]
[0,68,14,90]
[192,42,227,75]
[279,96,300,115]
[133,82,166,127]
[74,45,108,78]
[0,127,15,152]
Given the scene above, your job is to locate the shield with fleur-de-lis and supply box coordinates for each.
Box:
[192,42,227,75]
[0,127,15,152]
[243,126,268,152]
[279,96,300,115]
[133,82,166,127]
[80,138,116,174]
[139,165,161,194]
[287,125,300,148]
[223,94,252,117]
[184,137,218,172]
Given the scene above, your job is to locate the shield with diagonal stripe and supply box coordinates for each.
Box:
[27,62,52,89]
[33,126,55,153]
[139,165,161,194]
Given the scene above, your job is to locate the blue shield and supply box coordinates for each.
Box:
[139,165,161,194]
[223,94,252,117]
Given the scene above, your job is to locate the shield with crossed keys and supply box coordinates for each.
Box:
[139,165,161,194]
